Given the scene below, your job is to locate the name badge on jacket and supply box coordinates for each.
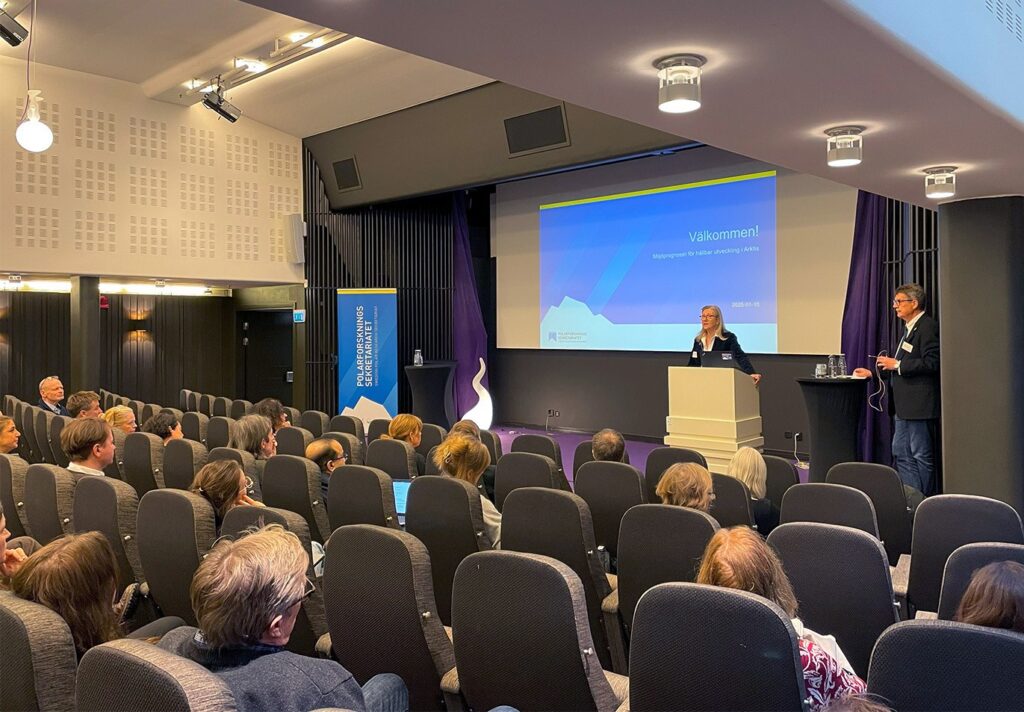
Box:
[692,351,698,359]
[901,341,914,353]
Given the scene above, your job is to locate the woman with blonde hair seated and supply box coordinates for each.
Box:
[726,446,779,535]
[190,459,264,531]
[697,527,865,710]
[103,405,137,434]
[433,434,501,548]
[381,413,426,476]
[656,462,714,513]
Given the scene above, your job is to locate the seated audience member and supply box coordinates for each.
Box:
[0,415,20,454]
[306,438,346,500]
[726,446,779,535]
[11,531,183,658]
[252,398,290,432]
[591,428,626,462]
[821,695,893,712]
[37,376,69,416]
[448,419,496,501]
[191,460,264,532]
[103,405,138,434]
[381,414,426,476]
[698,527,865,710]
[954,560,1024,633]
[67,390,102,419]
[142,411,184,444]
[656,462,714,513]
[434,435,500,548]
[232,415,277,462]
[158,525,409,712]
[1,503,40,589]
[61,418,115,477]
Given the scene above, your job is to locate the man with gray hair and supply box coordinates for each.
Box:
[592,428,626,463]
[37,376,69,416]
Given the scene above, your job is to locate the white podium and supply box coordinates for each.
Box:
[664,367,764,473]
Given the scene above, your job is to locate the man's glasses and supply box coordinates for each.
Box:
[892,298,914,306]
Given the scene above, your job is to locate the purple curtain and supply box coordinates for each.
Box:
[840,191,892,464]
[451,192,490,417]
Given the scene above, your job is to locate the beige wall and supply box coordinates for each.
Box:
[0,56,304,284]
[494,147,856,355]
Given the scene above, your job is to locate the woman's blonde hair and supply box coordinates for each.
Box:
[103,405,135,433]
[433,434,490,485]
[11,531,122,656]
[656,462,714,512]
[190,460,245,523]
[695,304,726,340]
[697,527,798,618]
[383,414,422,443]
[190,524,309,649]
[726,447,767,499]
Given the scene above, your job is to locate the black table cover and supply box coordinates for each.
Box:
[796,377,867,483]
[404,361,457,429]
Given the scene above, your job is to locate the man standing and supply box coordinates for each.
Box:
[855,283,940,495]
[37,376,69,416]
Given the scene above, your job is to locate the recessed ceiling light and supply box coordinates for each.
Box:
[653,54,706,114]
[924,166,957,199]
[825,126,864,167]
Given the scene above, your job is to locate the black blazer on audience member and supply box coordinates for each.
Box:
[751,497,779,536]
[686,331,756,375]
[884,313,940,420]
[37,399,69,417]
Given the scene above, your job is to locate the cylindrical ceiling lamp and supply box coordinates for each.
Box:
[654,54,707,114]
[924,166,957,199]
[825,126,864,167]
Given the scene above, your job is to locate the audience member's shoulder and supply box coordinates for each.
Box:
[265,651,360,691]
[156,625,199,654]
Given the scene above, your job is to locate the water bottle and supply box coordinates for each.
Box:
[413,349,424,367]
[827,354,837,378]
[837,354,847,377]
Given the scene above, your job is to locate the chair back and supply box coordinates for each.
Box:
[262,454,332,542]
[24,464,79,544]
[179,388,191,412]
[768,522,898,677]
[300,410,330,437]
[416,423,447,459]
[451,550,619,712]
[424,446,441,475]
[644,446,706,503]
[198,394,214,416]
[574,461,646,558]
[34,408,57,464]
[140,403,161,424]
[325,525,456,711]
[937,542,1024,620]
[211,396,231,417]
[779,482,880,537]
[229,399,252,419]
[275,425,313,457]
[366,417,391,443]
[629,583,808,712]
[329,414,366,442]
[72,476,144,593]
[480,429,503,464]
[123,431,167,495]
[908,494,1024,612]
[181,411,209,444]
[405,476,493,624]
[137,489,217,625]
[763,454,799,510]
[283,406,301,427]
[510,433,563,470]
[163,439,208,490]
[617,504,719,633]
[0,454,30,538]
[867,620,1024,711]
[323,431,364,466]
[105,428,128,479]
[327,464,401,530]
[77,639,238,712]
[48,415,72,467]
[502,487,615,670]
[366,438,418,480]
[13,401,33,460]
[827,462,912,565]
[709,473,755,528]
[0,593,78,712]
[127,400,145,422]
[494,451,560,511]
[205,416,233,451]
[572,440,594,477]
[21,405,41,463]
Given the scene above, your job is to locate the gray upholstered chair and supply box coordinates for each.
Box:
[181,411,209,444]
[283,406,301,428]
[73,475,144,594]
[709,472,755,528]
[416,423,447,460]
[405,475,493,625]
[21,405,41,464]
[366,438,418,480]
[208,447,262,501]
[937,542,1024,620]
[300,410,330,437]
[0,453,31,538]
[198,394,214,417]
[322,524,457,712]
[104,427,129,479]
[827,462,913,565]
[366,417,391,443]
[451,550,627,712]
[615,504,719,635]
[510,433,564,471]
[140,403,162,424]
[275,425,313,457]
[779,482,880,537]
[480,429,502,466]
[573,440,595,477]
[768,522,898,677]
[261,454,332,542]
[323,431,364,466]
[494,451,561,511]
[574,460,646,559]
[0,592,78,712]
[34,408,57,464]
[628,583,809,712]
[326,465,400,530]
[48,415,73,468]
[764,454,800,511]
[644,446,707,503]
[211,396,231,417]
[867,620,1024,711]
[179,388,192,412]
[127,399,145,422]
[24,463,79,544]
[186,391,200,412]
[163,438,209,490]
[229,398,252,419]
[13,402,35,461]
[204,416,234,451]
[137,489,217,626]
[501,487,624,672]
[123,432,167,495]
[329,414,366,443]
[76,638,238,711]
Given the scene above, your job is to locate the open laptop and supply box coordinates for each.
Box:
[700,351,738,369]
[393,480,412,527]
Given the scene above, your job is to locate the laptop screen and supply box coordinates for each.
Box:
[393,480,412,516]
[701,351,737,369]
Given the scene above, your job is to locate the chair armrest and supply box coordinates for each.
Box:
[606,572,618,590]
[441,666,460,695]
[892,554,910,597]
[915,610,938,620]
[602,588,619,614]
[316,632,334,659]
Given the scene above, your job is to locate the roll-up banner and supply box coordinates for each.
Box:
[337,288,398,425]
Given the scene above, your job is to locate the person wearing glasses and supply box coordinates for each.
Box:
[305,438,347,499]
[190,460,264,532]
[853,283,940,495]
[686,304,761,385]
[158,525,409,712]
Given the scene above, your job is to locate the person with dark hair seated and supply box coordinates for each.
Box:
[954,560,1024,633]
[591,428,625,462]
[141,411,184,444]
[252,398,290,432]
[0,415,20,455]
[158,525,409,712]
[67,390,102,419]
[305,437,346,499]
[61,417,116,477]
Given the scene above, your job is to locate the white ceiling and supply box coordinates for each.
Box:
[240,0,1024,207]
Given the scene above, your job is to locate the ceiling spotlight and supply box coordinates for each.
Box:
[0,7,28,47]
[825,126,864,167]
[653,54,706,114]
[236,58,267,73]
[924,166,957,199]
[288,31,324,48]
[16,90,54,153]
[202,84,241,123]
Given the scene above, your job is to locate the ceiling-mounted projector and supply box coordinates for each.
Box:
[202,89,241,123]
[0,9,29,47]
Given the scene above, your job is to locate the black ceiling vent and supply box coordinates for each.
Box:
[332,157,362,192]
[504,104,571,157]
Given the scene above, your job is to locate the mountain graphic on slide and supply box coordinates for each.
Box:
[541,295,616,328]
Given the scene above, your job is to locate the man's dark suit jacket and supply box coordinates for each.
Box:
[886,313,940,420]
[37,399,69,417]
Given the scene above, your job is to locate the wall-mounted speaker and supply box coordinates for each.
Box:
[332,156,362,193]
[504,104,571,157]
[284,213,306,264]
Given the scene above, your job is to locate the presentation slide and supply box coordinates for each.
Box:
[539,171,777,352]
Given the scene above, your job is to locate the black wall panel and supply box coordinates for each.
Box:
[0,292,71,402]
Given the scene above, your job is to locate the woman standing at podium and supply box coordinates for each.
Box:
[686,305,761,385]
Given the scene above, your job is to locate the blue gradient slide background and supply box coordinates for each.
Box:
[539,171,777,352]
